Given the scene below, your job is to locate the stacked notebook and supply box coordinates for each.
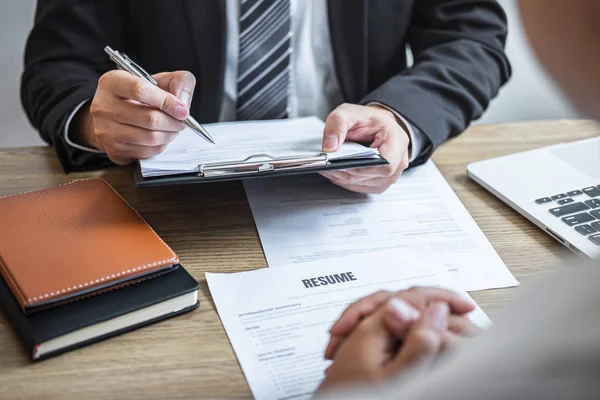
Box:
[0,179,199,360]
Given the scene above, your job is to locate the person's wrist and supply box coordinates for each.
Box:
[69,103,100,150]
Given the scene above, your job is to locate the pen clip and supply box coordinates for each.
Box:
[121,53,158,85]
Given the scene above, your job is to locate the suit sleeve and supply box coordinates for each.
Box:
[21,0,125,172]
[361,0,511,166]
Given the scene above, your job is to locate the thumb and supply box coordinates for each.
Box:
[383,302,448,376]
[322,106,353,152]
[153,71,197,108]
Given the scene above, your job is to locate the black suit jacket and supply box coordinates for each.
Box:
[21,0,511,172]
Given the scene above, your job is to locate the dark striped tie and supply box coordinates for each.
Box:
[236,0,291,121]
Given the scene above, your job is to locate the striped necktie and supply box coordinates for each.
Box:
[236,0,291,121]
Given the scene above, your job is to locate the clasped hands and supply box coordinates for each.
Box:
[74,70,411,194]
[316,288,478,395]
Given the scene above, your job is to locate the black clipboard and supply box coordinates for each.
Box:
[133,152,388,187]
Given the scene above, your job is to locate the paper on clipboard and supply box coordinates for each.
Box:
[139,117,380,178]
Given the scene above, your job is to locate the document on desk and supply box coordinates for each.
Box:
[206,248,491,400]
[139,117,379,177]
[244,161,518,291]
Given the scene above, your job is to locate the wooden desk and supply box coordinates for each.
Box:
[0,119,598,399]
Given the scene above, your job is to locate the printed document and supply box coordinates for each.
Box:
[206,248,491,400]
[140,117,378,177]
[243,161,518,291]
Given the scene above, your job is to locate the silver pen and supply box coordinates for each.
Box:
[104,46,215,145]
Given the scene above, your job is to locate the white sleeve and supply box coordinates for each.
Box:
[63,99,104,154]
[367,102,426,163]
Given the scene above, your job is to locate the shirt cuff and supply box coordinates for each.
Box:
[63,99,104,154]
[367,102,426,163]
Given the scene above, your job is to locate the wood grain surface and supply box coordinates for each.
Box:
[0,119,598,399]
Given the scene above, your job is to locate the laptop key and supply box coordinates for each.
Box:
[589,234,600,246]
[575,224,597,235]
[535,197,552,204]
[567,190,583,196]
[583,186,600,197]
[562,213,595,226]
[549,202,589,217]
[585,199,600,209]
[551,194,568,200]
[558,198,574,205]
[562,213,596,226]
[591,210,600,219]
[591,221,600,231]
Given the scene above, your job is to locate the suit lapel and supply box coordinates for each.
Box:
[183,0,227,122]
[327,0,368,103]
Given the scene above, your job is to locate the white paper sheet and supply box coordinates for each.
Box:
[140,117,379,177]
[243,161,518,291]
[206,248,491,400]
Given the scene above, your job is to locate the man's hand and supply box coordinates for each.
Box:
[72,70,196,165]
[320,104,411,194]
[324,288,477,361]
[317,301,451,394]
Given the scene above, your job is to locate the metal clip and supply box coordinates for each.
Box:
[198,153,329,178]
[121,53,158,84]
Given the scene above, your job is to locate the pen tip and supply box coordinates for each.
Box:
[204,133,216,145]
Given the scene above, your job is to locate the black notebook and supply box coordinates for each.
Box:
[0,265,199,361]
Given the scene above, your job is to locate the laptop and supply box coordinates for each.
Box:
[467,137,600,259]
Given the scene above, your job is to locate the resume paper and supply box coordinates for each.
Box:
[207,248,490,400]
[243,161,518,291]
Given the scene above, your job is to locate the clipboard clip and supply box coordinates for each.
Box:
[198,153,330,178]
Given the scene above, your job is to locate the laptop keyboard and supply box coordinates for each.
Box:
[536,185,600,246]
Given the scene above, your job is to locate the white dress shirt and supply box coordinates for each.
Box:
[66,0,424,161]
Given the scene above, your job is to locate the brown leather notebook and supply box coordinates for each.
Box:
[0,179,179,314]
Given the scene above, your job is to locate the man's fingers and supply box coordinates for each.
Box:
[370,126,406,174]
[94,99,186,132]
[321,163,404,186]
[321,170,388,194]
[329,179,386,195]
[322,167,393,183]
[323,172,397,195]
[154,71,197,108]
[319,146,408,195]
[323,107,349,152]
[105,141,167,165]
[323,104,367,152]
[336,145,408,181]
[97,120,179,147]
[384,302,449,375]
[99,70,189,120]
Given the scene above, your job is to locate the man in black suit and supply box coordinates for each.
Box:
[21,0,510,194]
